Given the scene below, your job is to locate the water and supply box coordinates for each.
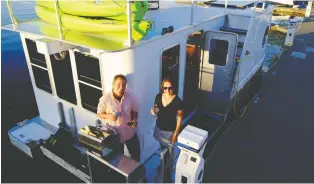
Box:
[1,1,37,51]
[2,2,82,183]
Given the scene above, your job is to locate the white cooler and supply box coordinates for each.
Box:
[175,125,208,183]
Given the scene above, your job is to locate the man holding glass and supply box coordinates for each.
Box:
[97,74,140,161]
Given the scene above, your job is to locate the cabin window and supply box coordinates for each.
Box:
[26,38,47,68]
[74,52,102,113]
[25,38,52,94]
[75,52,102,88]
[161,45,180,90]
[79,83,103,113]
[208,39,229,66]
[183,31,203,116]
[31,66,52,94]
[50,51,77,104]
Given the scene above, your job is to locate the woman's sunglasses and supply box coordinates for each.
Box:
[163,87,173,90]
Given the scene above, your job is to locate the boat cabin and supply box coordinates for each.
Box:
[2,0,274,182]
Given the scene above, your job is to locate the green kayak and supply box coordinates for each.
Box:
[36,0,149,21]
[39,26,126,50]
[35,5,152,41]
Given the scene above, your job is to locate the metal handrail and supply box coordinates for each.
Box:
[5,0,134,44]
[191,0,196,25]
[225,0,228,13]
[11,1,36,5]
[190,0,229,25]
[254,5,275,20]
[6,0,63,38]
[254,8,274,20]
[6,0,18,28]
[126,0,133,47]
[53,0,63,39]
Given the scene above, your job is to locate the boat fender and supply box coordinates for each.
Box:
[54,51,67,61]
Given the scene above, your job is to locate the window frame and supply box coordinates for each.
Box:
[160,43,181,91]
[25,38,53,94]
[208,38,229,67]
[74,51,103,113]
[74,51,102,88]
[50,50,77,105]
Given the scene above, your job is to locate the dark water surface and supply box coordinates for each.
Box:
[1,2,82,182]
[1,44,84,183]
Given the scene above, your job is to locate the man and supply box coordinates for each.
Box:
[97,74,140,161]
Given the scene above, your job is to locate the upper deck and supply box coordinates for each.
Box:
[1,0,272,52]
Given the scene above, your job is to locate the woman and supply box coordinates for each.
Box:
[151,77,183,147]
[151,77,183,180]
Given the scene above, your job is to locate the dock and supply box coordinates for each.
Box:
[204,15,314,182]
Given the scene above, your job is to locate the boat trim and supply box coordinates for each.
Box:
[69,50,83,108]
[78,80,103,91]
[31,63,48,71]
[45,52,58,96]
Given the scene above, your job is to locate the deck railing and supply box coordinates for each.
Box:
[5,0,268,47]
[5,0,135,46]
[127,0,133,46]
[53,0,63,39]
[6,0,17,29]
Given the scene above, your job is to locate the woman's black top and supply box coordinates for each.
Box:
[155,93,183,131]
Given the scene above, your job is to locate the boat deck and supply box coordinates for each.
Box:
[1,1,265,52]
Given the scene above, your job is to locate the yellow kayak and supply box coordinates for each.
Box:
[40,26,125,50]
[35,5,152,41]
[36,0,149,21]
